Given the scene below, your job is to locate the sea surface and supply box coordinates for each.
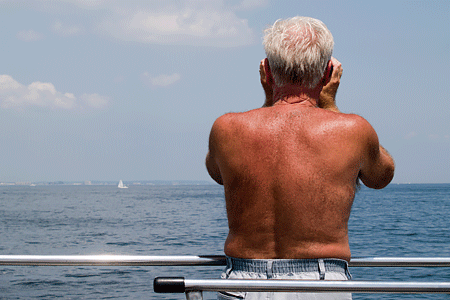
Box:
[0,183,449,299]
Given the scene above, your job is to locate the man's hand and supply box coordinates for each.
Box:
[260,59,273,107]
[319,57,343,112]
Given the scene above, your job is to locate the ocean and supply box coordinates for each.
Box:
[0,183,449,299]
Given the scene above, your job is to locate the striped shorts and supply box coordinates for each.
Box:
[218,256,352,300]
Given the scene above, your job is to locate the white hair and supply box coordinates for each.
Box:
[263,17,334,89]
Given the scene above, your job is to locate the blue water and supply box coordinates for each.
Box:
[0,183,449,299]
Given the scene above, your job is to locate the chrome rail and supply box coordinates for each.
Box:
[350,256,450,267]
[2,255,449,299]
[1,255,450,267]
[154,277,450,293]
[0,255,226,266]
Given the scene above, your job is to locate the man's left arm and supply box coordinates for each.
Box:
[206,151,223,185]
[206,120,224,185]
[320,58,395,187]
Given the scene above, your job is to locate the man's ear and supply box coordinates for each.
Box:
[322,60,333,85]
[263,58,275,86]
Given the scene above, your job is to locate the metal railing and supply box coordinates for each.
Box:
[154,277,450,293]
[1,255,450,267]
[0,255,226,266]
[1,255,450,299]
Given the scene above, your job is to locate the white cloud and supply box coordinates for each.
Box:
[0,75,21,90]
[102,5,255,47]
[7,1,258,47]
[28,81,57,95]
[142,72,181,87]
[70,0,256,47]
[16,30,43,41]
[0,75,108,110]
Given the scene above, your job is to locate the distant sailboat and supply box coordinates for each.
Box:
[118,180,128,189]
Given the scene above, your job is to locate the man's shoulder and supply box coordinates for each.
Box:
[323,111,372,128]
[314,110,376,140]
[337,113,380,146]
[213,110,258,127]
[211,112,245,137]
[213,112,241,127]
[341,113,374,132]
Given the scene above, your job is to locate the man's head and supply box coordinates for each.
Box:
[263,17,334,89]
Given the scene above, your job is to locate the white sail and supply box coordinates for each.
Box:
[118,180,128,189]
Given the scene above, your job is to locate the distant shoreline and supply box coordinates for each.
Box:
[0,180,215,186]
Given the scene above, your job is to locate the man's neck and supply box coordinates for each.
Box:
[272,84,321,107]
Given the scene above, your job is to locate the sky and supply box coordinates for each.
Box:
[0,0,448,184]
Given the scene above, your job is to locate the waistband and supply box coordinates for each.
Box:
[226,256,349,275]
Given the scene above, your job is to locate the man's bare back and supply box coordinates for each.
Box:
[206,17,394,300]
[206,17,395,268]
[207,100,393,262]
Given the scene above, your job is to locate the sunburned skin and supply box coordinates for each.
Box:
[206,57,394,262]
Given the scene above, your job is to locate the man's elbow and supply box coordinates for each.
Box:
[207,168,224,185]
[372,172,394,189]
[205,156,224,185]
[362,165,395,189]
[214,176,224,185]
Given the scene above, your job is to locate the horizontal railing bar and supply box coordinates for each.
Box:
[0,255,226,266]
[185,279,450,293]
[1,255,450,267]
[154,277,450,294]
[350,257,450,267]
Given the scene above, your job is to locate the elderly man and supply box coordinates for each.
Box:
[206,16,395,300]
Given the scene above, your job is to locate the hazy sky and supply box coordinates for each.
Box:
[0,0,448,183]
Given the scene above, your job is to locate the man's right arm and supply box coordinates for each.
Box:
[320,58,394,188]
[358,121,395,189]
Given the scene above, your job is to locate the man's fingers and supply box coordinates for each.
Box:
[330,57,343,80]
[330,56,341,66]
